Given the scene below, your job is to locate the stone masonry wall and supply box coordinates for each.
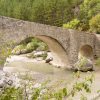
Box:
[0,16,100,67]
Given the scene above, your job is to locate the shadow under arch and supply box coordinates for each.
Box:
[19,35,70,68]
[78,44,93,59]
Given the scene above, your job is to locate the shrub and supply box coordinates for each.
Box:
[89,14,100,33]
[63,19,80,29]
[37,42,48,51]
[0,87,23,100]
[26,42,36,51]
[75,57,88,68]
[12,44,26,55]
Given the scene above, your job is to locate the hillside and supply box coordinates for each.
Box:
[0,0,100,33]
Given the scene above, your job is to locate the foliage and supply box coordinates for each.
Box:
[63,0,100,32]
[0,0,99,32]
[0,47,12,66]
[75,57,88,68]
[12,38,48,55]
[0,40,15,66]
[0,87,23,100]
[63,19,80,29]
[0,72,94,100]
[79,0,100,21]
[38,42,48,51]
[26,42,38,51]
[78,0,100,31]
[89,14,100,33]
[0,0,81,27]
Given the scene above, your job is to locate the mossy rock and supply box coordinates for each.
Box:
[73,57,94,72]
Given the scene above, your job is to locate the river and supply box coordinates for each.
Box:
[3,55,74,82]
[3,55,100,100]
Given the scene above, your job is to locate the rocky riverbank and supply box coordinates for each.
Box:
[0,67,100,100]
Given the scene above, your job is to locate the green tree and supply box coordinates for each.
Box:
[79,0,100,31]
[0,0,79,27]
[30,0,76,26]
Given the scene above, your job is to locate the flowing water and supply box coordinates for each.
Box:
[3,55,74,82]
[3,55,100,100]
[2,34,100,99]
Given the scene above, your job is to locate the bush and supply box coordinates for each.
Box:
[12,38,48,55]
[89,14,100,33]
[12,44,26,55]
[63,19,80,29]
[37,42,48,51]
[0,0,81,27]
[26,42,36,51]
[78,0,100,31]
[0,87,23,100]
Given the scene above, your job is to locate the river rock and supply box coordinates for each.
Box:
[45,57,53,63]
[34,51,47,57]
[72,57,94,72]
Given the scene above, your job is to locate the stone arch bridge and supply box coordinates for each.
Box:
[0,16,100,67]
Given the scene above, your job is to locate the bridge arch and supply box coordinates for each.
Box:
[13,35,70,67]
[78,44,93,59]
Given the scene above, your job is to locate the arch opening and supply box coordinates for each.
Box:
[78,45,93,59]
[8,35,70,68]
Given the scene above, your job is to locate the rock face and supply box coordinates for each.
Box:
[72,57,94,72]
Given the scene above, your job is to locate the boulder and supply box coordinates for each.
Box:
[72,57,94,72]
[34,51,46,56]
[34,51,47,57]
[45,57,53,63]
